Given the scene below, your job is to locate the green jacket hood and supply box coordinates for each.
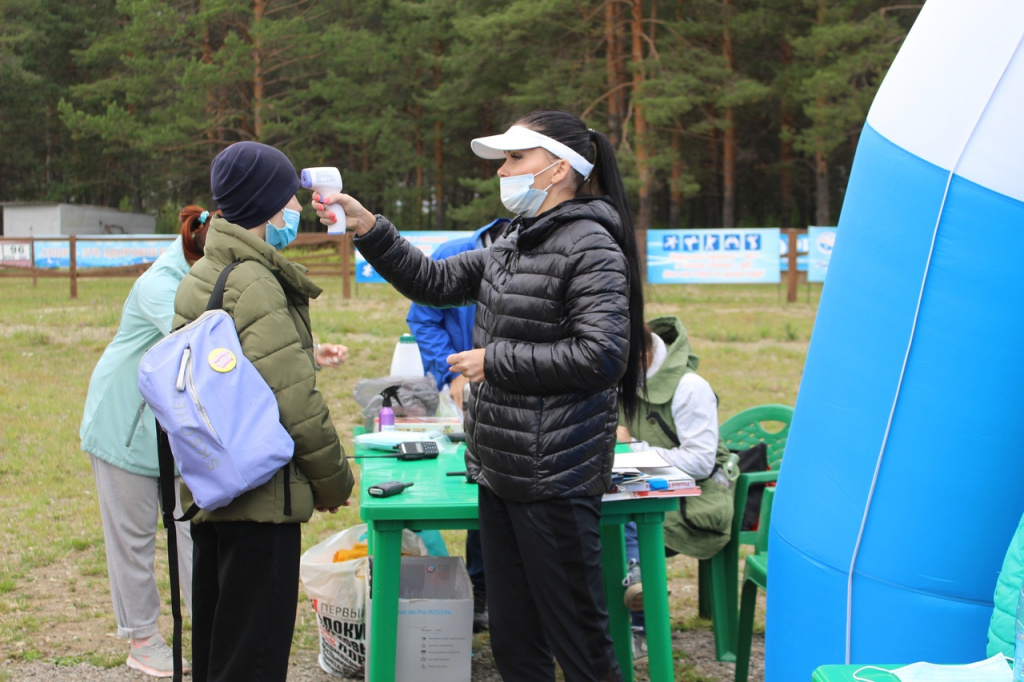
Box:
[645,316,700,405]
[204,217,323,300]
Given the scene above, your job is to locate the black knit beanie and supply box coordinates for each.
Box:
[210,141,300,229]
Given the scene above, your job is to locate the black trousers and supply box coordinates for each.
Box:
[189,521,301,682]
[478,485,623,682]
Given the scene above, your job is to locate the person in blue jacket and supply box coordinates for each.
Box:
[406,217,509,633]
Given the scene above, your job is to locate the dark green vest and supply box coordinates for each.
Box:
[621,317,735,560]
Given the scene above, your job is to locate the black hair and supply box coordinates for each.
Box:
[516,109,647,422]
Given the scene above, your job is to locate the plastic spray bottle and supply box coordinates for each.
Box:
[378,385,402,432]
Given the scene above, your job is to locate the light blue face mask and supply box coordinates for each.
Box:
[266,208,300,250]
[499,160,560,217]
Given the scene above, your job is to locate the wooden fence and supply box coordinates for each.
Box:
[0,233,356,300]
[1,229,807,302]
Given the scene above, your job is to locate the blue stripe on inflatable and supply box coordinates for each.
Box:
[766,122,1024,680]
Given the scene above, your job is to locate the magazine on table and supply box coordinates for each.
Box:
[607,449,699,499]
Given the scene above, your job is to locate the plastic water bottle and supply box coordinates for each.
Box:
[1015,580,1024,681]
[389,333,424,377]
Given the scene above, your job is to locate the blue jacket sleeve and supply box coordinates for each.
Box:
[405,234,479,391]
[407,303,460,391]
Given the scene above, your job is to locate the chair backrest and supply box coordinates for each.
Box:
[719,403,794,470]
[754,487,776,554]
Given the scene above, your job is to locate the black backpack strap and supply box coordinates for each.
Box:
[283,462,292,517]
[646,410,682,447]
[646,409,726,482]
[206,261,241,311]
[156,422,184,682]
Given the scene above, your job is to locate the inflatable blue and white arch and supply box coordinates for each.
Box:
[767,1,1024,679]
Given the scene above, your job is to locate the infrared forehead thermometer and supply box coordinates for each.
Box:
[300,166,345,234]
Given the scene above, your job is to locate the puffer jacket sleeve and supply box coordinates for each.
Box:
[987,511,1024,659]
[231,268,354,509]
[486,224,630,395]
[354,216,485,308]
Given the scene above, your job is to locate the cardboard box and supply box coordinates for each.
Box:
[371,416,464,434]
[366,556,473,682]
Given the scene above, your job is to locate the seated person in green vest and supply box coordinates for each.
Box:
[616,316,737,664]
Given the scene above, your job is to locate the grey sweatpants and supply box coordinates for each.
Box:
[89,454,193,639]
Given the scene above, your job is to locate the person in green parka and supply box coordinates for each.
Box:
[174,141,355,682]
[615,316,737,663]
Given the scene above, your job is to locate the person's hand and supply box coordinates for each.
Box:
[312,192,376,235]
[315,500,351,514]
[447,348,486,384]
[315,343,348,369]
[449,373,469,410]
[616,425,633,443]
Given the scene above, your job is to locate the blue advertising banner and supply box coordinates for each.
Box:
[33,236,175,269]
[647,228,781,283]
[807,226,837,283]
[356,231,468,283]
[779,232,809,272]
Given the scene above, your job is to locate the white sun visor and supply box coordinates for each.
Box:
[471,125,594,178]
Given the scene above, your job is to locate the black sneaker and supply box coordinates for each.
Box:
[473,589,489,632]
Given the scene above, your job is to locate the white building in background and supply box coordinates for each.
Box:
[1,203,155,237]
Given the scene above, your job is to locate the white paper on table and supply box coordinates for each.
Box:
[613,449,671,470]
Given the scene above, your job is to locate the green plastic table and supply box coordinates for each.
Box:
[356,433,679,682]
[811,664,899,680]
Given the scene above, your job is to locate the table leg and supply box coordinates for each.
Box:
[600,523,634,682]
[636,512,673,681]
[367,520,404,682]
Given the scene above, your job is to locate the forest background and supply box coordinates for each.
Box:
[0,0,921,235]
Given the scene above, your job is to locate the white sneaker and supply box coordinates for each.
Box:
[631,626,648,667]
[127,634,191,678]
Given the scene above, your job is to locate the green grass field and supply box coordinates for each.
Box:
[0,270,819,673]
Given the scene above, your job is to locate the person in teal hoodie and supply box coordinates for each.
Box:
[80,205,210,677]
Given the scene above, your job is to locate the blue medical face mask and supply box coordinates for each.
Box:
[499,160,560,217]
[266,208,300,250]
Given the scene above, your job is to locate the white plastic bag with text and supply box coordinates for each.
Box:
[300,524,428,678]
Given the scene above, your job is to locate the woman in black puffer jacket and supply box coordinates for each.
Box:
[315,110,646,682]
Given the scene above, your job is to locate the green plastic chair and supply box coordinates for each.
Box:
[734,485,774,682]
[698,403,793,661]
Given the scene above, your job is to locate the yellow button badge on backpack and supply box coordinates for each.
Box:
[208,348,237,373]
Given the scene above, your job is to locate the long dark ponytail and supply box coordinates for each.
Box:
[516,109,647,421]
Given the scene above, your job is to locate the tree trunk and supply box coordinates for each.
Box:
[669,132,682,229]
[129,157,143,213]
[630,0,652,229]
[433,45,445,230]
[202,4,219,162]
[720,0,736,228]
[812,0,829,226]
[778,38,794,228]
[814,141,830,226]
[252,0,266,139]
[415,100,425,230]
[605,0,625,148]
[722,108,736,228]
